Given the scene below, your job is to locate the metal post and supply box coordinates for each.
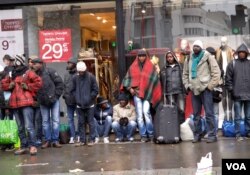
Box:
[116,0,126,83]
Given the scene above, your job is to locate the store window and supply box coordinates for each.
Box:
[0,1,117,104]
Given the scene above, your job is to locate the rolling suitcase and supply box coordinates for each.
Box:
[154,95,180,144]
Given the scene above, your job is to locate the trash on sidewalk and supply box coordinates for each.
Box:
[69,168,84,173]
[195,152,213,175]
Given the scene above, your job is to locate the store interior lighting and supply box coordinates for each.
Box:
[141,2,146,14]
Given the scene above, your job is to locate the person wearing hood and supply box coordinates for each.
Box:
[1,54,42,155]
[226,43,250,141]
[160,51,185,124]
[183,40,221,143]
[63,58,78,144]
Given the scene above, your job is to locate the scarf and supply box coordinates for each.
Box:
[191,50,204,79]
[121,56,162,108]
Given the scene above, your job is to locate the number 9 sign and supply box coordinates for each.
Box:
[39,29,72,63]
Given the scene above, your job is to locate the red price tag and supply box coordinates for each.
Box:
[39,29,72,62]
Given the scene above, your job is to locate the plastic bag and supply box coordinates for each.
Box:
[196,152,213,175]
[180,118,194,141]
[0,118,19,144]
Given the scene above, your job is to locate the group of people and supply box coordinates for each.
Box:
[0,37,250,156]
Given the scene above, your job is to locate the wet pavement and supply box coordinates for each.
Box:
[1,134,250,175]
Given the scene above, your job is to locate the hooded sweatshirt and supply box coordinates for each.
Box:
[226,43,250,100]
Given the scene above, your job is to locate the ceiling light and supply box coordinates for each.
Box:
[112,26,116,29]
[97,16,101,20]
[90,13,95,16]
[102,19,107,23]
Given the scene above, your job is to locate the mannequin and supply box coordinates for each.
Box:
[215,36,234,120]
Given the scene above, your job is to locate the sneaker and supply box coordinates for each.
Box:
[115,138,121,143]
[95,137,100,144]
[236,136,244,142]
[129,137,134,142]
[14,148,28,155]
[75,142,85,147]
[35,139,42,147]
[206,137,217,143]
[103,137,109,144]
[29,146,37,156]
[87,141,95,147]
[69,137,75,144]
[76,136,80,143]
[192,136,201,143]
[141,137,148,143]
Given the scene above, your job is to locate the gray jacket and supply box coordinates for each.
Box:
[182,50,221,95]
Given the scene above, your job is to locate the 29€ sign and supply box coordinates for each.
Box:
[39,29,72,62]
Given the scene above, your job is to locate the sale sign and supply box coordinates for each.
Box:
[0,9,24,67]
[39,29,72,62]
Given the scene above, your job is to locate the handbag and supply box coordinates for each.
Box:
[196,152,213,175]
[0,117,19,144]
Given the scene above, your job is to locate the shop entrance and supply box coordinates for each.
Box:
[78,12,117,103]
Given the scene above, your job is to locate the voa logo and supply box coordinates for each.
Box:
[226,163,246,171]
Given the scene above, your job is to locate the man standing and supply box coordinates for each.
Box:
[122,49,162,142]
[72,61,99,146]
[183,40,221,143]
[31,58,64,149]
[1,54,42,155]
[63,58,77,144]
[160,51,185,124]
[216,36,234,123]
[226,43,250,141]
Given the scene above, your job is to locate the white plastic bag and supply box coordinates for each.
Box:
[180,118,194,141]
[196,152,213,175]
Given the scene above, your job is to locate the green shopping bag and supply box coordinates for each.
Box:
[0,118,19,144]
[59,123,70,144]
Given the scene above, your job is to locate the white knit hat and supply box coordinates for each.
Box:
[76,61,87,72]
[193,40,203,49]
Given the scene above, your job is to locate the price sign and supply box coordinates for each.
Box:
[0,9,24,66]
[39,29,72,62]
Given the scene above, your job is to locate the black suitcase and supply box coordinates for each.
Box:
[154,95,180,144]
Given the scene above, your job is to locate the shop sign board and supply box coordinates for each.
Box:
[39,29,72,62]
[0,9,24,67]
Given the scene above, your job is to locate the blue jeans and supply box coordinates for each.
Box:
[234,100,250,136]
[67,105,76,138]
[77,107,95,143]
[14,107,36,148]
[40,100,60,143]
[33,107,43,140]
[112,121,137,139]
[192,89,216,139]
[133,96,154,138]
[94,116,112,137]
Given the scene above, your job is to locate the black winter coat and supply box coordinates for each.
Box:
[94,103,113,125]
[71,72,99,109]
[63,70,76,106]
[37,67,64,106]
[160,52,184,95]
